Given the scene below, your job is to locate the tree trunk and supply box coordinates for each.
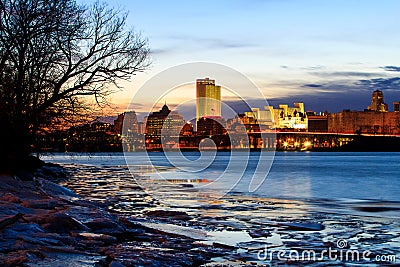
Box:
[0,115,41,173]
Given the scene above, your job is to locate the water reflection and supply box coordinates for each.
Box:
[41,152,400,202]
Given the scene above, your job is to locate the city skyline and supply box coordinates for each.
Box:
[119,87,397,133]
[36,87,400,153]
[77,0,400,116]
[129,84,399,123]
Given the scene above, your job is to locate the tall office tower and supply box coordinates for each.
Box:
[368,90,388,112]
[196,78,221,121]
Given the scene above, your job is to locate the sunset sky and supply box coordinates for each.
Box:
[83,0,400,119]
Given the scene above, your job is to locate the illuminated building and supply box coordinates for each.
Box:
[180,122,194,136]
[244,102,307,130]
[145,104,170,136]
[394,102,400,112]
[196,117,226,136]
[275,103,307,129]
[329,90,400,134]
[227,114,260,133]
[114,111,138,135]
[66,122,121,152]
[145,104,184,136]
[138,122,146,134]
[144,104,185,149]
[244,108,273,129]
[196,78,221,121]
[307,112,328,132]
[368,90,388,112]
[328,110,400,135]
[163,111,185,136]
[114,114,124,134]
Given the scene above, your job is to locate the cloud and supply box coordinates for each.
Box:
[301,65,326,71]
[381,66,400,72]
[150,48,172,55]
[280,65,326,71]
[310,71,383,78]
[357,77,400,91]
[208,38,257,49]
[302,83,324,88]
[227,76,400,114]
[220,89,370,114]
[118,102,146,112]
[126,102,145,109]
[167,34,257,50]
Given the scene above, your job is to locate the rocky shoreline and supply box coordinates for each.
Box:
[1,163,399,266]
[0,164,233,266]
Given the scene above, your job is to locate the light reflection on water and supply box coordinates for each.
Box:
[39,151,400,261]
[41,151,400,203]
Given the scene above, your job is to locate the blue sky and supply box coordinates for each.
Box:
[82,0,400,117]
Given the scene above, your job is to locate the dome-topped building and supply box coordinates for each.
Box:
[145,102,184,137]
[161,102,170,115]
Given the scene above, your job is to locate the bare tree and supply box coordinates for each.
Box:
[0,0,149,171]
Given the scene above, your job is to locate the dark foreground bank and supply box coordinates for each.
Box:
[0,164,232,266]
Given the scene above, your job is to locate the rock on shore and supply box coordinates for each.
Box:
[0,164,231,267]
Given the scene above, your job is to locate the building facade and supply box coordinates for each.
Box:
[227,114,258,133]
[145,104,184,136]
[244,108,273,128]
[394,102,400,112]
[368,90,388,112]
[244,102,307,130]
[196,117,227,136]
[196,78,221,121]
[144,104,185,150]
[307,115,328,132]
[180,122,194,136]
[114,111,138,136]
[328,110,400,135]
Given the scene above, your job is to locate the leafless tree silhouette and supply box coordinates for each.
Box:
[0,0,150,171]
